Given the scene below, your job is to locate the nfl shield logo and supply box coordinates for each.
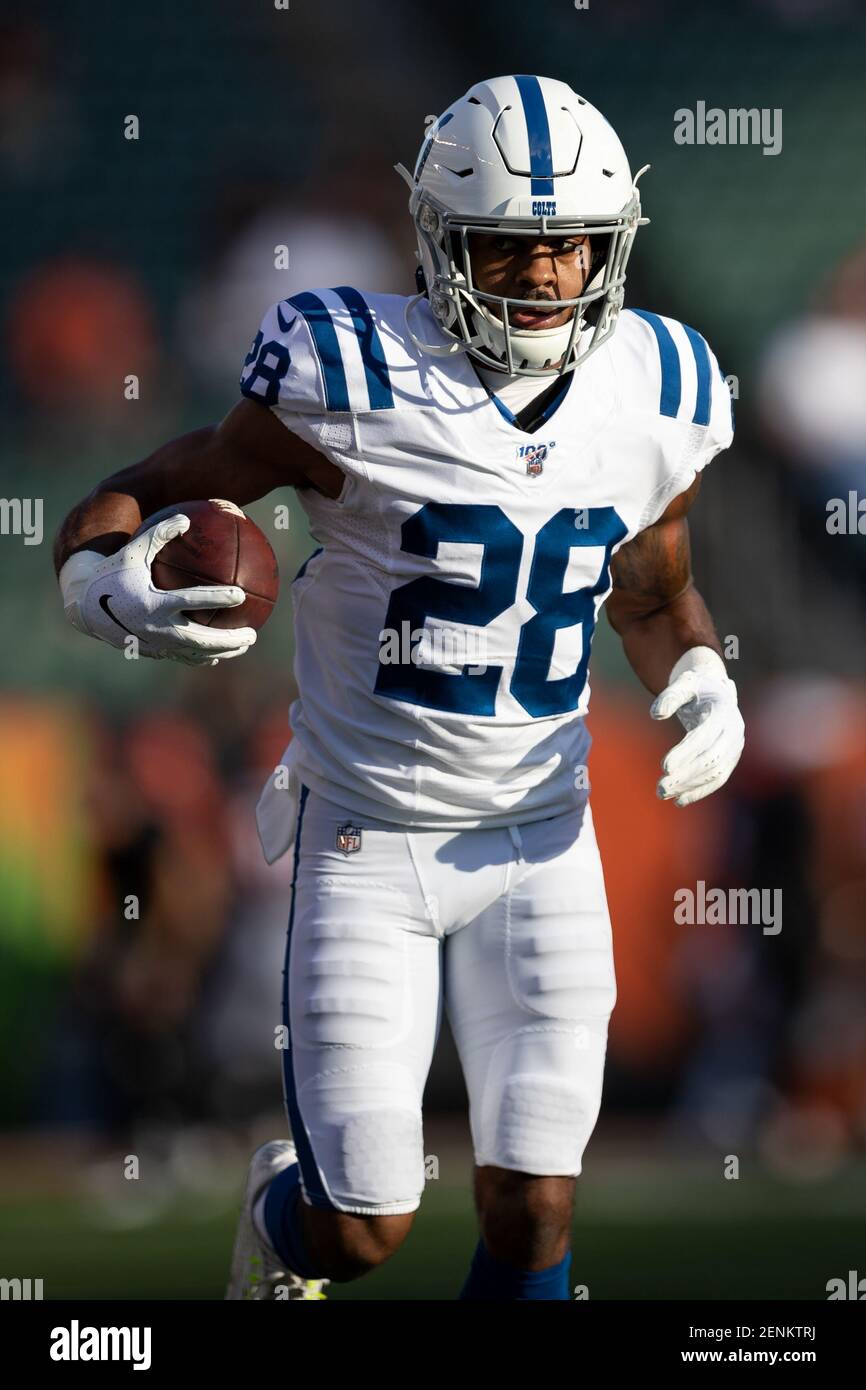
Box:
[336,823,362,855]
[517,440,555,476]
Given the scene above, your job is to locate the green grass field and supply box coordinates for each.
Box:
[1,1128,863,1300]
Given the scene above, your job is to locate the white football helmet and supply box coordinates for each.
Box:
[397,75,649,376]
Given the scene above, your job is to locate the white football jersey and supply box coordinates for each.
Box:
[241,289,733,836]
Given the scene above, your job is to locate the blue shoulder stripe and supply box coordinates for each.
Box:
[722,362,735,431]
[333,286,395,410]
[631,309,681,418]
[515,75,555,196]
[682,324,712,426]
[288,292,350,412]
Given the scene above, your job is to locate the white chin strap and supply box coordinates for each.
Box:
[472,301,580,372]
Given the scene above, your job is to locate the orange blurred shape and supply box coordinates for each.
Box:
[248,705,295,780]
[7,258,156,406]
[125,711,221,819]
[589,686,725,1067]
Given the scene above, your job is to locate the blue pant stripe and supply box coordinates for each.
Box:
[288,292,350,412]
[280,784,331,1208]
[333,286,395,410]
[630,309,682,418]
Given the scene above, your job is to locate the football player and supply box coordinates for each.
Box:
[55,76,744,1301]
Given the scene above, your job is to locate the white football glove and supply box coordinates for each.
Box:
[651,646,744,807]
[58,514,257,666]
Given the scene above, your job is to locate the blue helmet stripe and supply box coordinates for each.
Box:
[682,324,712,426]
[333,286,395,410]
[288,292,350,412]
[515,74,555,196]
[631,309,682,418]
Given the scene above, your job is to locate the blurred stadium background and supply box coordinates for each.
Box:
[1,0,865,1300]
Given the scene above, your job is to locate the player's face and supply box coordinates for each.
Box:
[468,233,592,330]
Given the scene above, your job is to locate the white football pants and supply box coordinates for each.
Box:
[281,785,616,1215]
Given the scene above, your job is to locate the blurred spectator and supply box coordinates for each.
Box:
[177,201,405,389]
[7,258,157,414]
[671,675,866,1166]
[758,246,866,488]
[0,22,79,179]
[42,712,234,1136]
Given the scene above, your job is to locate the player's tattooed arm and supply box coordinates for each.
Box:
[53,399,344,573]
[605,477,724,695]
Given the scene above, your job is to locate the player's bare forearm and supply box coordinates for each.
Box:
[605,477,722,694]
[53,398,342,574]
[53,427,218,572]
[609,582,722,694]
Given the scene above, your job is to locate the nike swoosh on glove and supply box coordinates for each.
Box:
[58,514,257,666]
[650,646,745,807]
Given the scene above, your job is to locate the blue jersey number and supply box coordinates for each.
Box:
[374,502,627,717]
[240,332,291,406]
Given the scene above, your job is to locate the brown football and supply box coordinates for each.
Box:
[134,498,279,630]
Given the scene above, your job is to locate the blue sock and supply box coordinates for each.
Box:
[459,1240,572,1300]
[261,1162,319,1279]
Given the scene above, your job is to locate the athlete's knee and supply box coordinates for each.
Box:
[477,1023,610,1174]
[301,1062,427,1210]
[303,1206,415,1281]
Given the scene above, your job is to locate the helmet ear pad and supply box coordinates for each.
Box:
[581,233,613,329]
